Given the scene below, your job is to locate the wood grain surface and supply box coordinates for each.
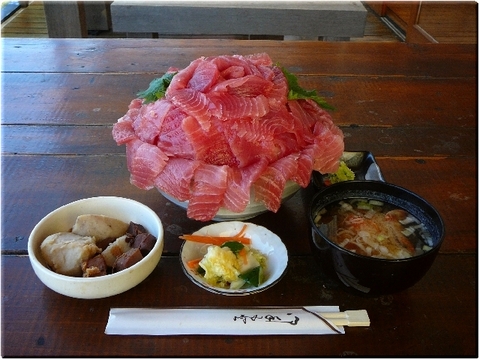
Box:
[1,39,477,357]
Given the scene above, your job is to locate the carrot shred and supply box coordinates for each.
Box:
[179,224,251,245]
[179,234,251,246]
[187,258,202,269]
[234,224,248,238]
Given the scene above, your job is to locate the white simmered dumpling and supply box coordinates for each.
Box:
[72,214,129,241]
[40,232,101,276]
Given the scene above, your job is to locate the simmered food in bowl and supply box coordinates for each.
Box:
[28,196,164,299]
[40,215,157,277]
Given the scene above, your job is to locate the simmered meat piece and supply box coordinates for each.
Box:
[113,248,143,272]
[82,254,107,277]
[132,233,156,256]
[127,221,147,236]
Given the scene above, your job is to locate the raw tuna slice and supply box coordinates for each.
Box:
[252,171,285,213]
[274,132,301,161]
[271,153,299,179]
[157,107,195,158]
[223,118,279,168]
[259,107,296,136]
[253,154,298,212]
[208,92,270,120]
[157,124,194,158]
[220,167,245,213]
[128,98,143,112]
[154,158,199,201]
[311,109,344,173]
[244,52,274,67]
[220,65,245,79]
[255,64,275,82]
[300,98,336,130]
[182,115,238,167]
[222,158,269,213]
[133,100,173,144]
[112,98,144,144]
[112,119,136,145]
[209,55,266,77]
[166,58,203,93]
[167,88,212,131]
[292,149,315,187]
[312,131,344,174]
[287,100,316,146]
[128,140,169,190]
[187,59,220,92]
[209,74,273,97]
[187,163,229,221]
[223,109,296,167]
[125,138,142,173]
[268,67,288,111]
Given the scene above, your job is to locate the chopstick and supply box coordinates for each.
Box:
[318,310,370,327]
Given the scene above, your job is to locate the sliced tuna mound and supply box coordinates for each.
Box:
[113,53,344,221]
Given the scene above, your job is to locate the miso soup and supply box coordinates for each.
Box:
[313,198,433,260]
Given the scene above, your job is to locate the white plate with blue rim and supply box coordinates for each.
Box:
[180,221,288,296]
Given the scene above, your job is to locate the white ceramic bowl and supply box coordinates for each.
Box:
[28,196,164,299]
[160,180,301,221]
[180,221,288,296]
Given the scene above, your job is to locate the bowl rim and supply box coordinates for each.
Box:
[309,180,445,263]
[28,196,164,283]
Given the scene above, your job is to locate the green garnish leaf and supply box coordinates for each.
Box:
[221,241,244,254]
[137,72,177,104]
[281,66,335,110]
[239,266,263,287]
[197,266,205,276]
[326,161,355,184]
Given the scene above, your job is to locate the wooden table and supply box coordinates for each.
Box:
[1,39,477,357]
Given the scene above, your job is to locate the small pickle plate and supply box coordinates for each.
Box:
[180,221,288,296]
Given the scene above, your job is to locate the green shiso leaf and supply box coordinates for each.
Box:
[137,72,177,104]
[281,66,335,110]
[221,241,245,255]
[239,266,263,287]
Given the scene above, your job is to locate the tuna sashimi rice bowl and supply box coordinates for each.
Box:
[112,53,344,221]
